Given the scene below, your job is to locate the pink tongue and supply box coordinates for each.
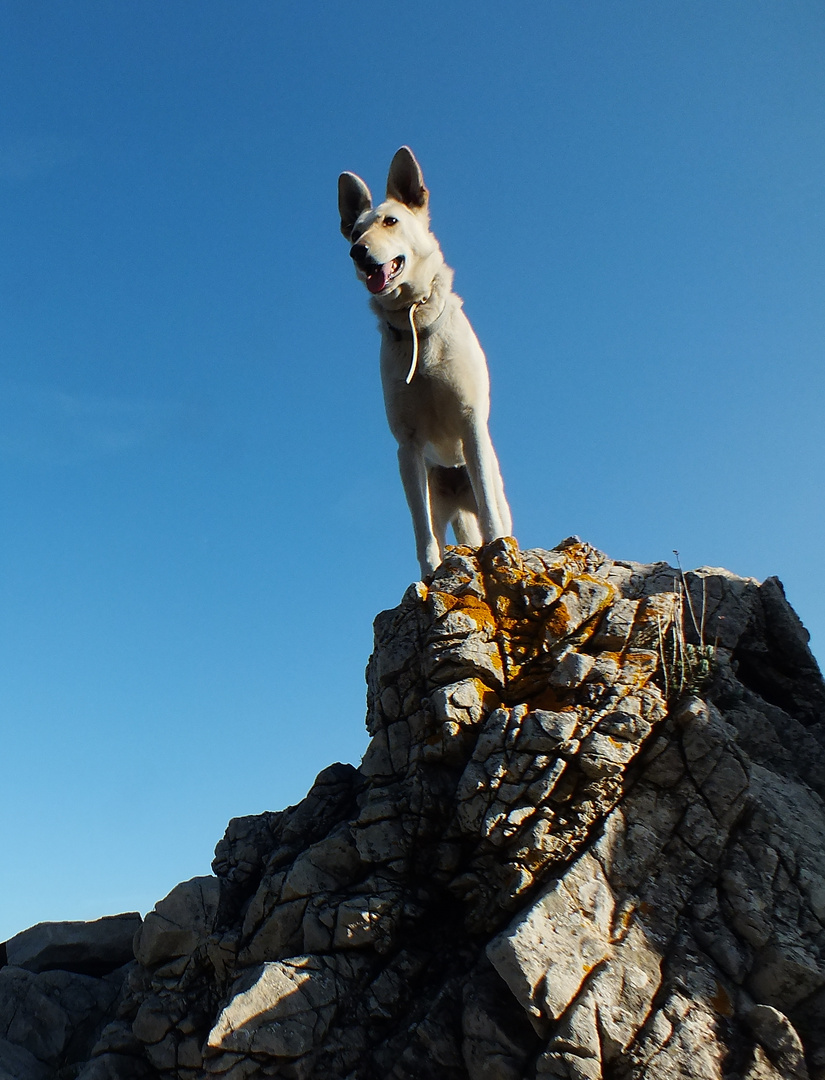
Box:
[366,265,391,294]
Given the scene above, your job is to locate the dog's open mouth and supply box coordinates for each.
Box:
[366,256,405,295]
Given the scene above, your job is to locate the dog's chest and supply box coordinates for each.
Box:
[379,320,489,462]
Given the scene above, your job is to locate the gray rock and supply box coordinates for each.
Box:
[0,1036,51,1080]
[8,539,824,1080]
[487,850,614,1023]
[746,1004,810,1080]
[0,964,121,1071]
[77,1053,156,1080]
[206,956,361,1058]
[133,875,220,968]
[3,913,141,976]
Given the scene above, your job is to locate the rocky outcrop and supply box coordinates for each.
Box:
[4,915,142,978]
[2,538,825,1080]
[0,916,142,1080]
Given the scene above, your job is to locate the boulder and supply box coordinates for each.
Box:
[133,876,220,969]
[2,913,141,976]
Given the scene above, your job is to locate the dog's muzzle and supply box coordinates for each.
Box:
[350,245,405,295]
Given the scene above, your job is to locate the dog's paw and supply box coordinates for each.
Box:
[418,542,442,580]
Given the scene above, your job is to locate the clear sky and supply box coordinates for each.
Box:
[1,1,823,942]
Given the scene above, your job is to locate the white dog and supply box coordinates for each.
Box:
[338,147,512,578]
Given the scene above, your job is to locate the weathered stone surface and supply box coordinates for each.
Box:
[3,538,824,1079]
[487,850,616,1023]
[133,875,220,969]
[0,1036,51,1080]
[0,963,124,1074]
[206,955,364,1058]
[76,1051,156,1080]
[3,913,142,976]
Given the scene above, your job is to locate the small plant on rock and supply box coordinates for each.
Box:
[656,551,717,701]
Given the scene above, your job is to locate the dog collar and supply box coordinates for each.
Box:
[384,295,450,343]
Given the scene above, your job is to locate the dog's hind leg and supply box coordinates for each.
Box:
[490,455,512,536]
[462,423,512,541]
[452,509,483,547]
[429,482,452,557]
[430,465,483,550]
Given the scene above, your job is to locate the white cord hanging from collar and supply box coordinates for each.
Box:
[405,301,421,384]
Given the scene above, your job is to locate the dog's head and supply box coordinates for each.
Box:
[338,147,441,303]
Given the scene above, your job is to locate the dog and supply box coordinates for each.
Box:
[338,146,512,578]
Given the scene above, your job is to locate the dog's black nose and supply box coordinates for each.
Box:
[350,243,370,266]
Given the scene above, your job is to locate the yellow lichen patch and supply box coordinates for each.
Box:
[709,981,734,1017]
[620,650,659,688]
[428,590,462,619]
[489,593,524,624]
[451,593,497,633]
[475,681,502,715]
[566,575,617,624]
[447,541,634,699]
[632,594,680,648]
[553,541,599,577]
[519,685,574,713]
[543,604,573,641]
[438,678,500,729]
[540,576,616,653]
[429,589,497,634]
[599,650,624,666]
[472,542,621,690]
[480,536,524,587]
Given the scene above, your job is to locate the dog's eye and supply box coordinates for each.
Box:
[383,216,398,226]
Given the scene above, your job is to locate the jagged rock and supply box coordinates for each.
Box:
[0,1037,51,1080]
[0,963,127,1075]
[3,539,825,1079]
[206,955,369,1059]
[76,1055,156,1080]
[133,876,220,970]
[2,914,142,976]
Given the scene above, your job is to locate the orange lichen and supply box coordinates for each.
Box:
[429,591,462,616]
[440,540,656,705]
[522,686,575,712]
[709,981,734,1017]
[544,605,573,639]
[474,682,501,713]
[453,594,497,631]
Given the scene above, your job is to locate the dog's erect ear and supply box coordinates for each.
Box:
[338,172,373,239]
[386,147,429,213]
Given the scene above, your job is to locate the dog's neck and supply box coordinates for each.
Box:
[370,265,457,338]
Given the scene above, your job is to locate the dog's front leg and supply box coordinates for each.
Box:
[462,422,512,542]
[397,443,441,577]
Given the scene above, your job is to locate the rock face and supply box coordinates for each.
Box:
[2,538,825,1080]
[0,915,144,1080]
[5,915,142,977]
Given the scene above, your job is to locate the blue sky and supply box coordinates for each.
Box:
[1,1,823,941]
